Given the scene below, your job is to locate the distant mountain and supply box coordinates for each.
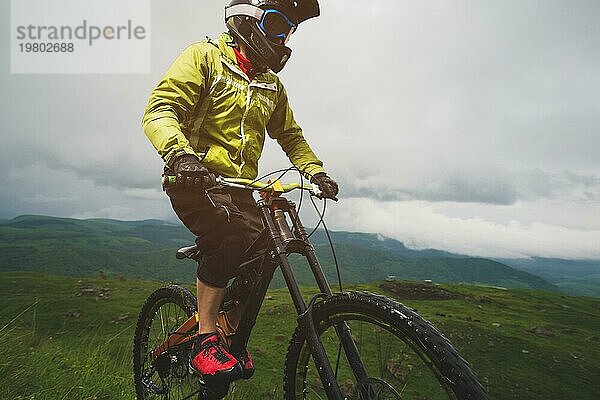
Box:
[306,230,465,259]
[497,257,600,297]
[0,215,197,282]
[0,215,562,293]
[288,243,557,292]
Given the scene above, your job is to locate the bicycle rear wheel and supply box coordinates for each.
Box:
[133,285,200,400]
[283,291,487,400]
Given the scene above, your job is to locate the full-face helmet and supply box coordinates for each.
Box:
[225,0,320,72]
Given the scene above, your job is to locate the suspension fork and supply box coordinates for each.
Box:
[288,203,373,396]
[259,200,344,400]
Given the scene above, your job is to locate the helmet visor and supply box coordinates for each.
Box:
[259,9,297,42]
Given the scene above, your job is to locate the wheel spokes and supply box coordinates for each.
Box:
[143,301,198,400]
[296,316,456,400]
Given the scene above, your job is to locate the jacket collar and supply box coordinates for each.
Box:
[216,32,276,84]
[218,32,238,64]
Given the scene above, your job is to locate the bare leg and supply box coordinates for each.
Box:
[196,278,226,334]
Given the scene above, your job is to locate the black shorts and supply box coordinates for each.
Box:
[166,184,263,288]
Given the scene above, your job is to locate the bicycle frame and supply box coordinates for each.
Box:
[151,184,369,400]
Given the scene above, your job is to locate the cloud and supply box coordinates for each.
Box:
[122,188,165,201]
[0,125,162,191]
[22,194,79,204]
[0,165,175,222]
[73,205,141,220]
[328,197,600,260]
[337,168,600,205]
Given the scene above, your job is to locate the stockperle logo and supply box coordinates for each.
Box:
[10,0,151,74]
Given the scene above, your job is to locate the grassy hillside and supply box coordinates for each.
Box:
[0,215,558,292]
[0,272,598,399]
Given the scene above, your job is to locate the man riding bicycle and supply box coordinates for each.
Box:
[142,0,338,389]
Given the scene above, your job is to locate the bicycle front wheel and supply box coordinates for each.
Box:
[133,285,199,400]
[283,291,487,400]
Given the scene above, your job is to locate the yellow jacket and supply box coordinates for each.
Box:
[142,32,325,179]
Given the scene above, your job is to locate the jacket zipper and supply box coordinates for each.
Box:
[238,85,252,177]
[222,59,273,178]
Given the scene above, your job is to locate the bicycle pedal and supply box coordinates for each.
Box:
[192,375,230,400]
[202,380,231,400]
[187,364,237,399]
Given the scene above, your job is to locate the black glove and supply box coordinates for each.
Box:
[168,154,215,189]
[311,172,339,200]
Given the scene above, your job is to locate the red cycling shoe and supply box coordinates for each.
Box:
[189,333,242,384]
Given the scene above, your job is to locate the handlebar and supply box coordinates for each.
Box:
[162,175,320,196]
[219,177,316,193]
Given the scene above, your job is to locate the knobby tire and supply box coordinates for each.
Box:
[283,291,488,400]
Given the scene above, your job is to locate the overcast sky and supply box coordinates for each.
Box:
[1,0,599,259]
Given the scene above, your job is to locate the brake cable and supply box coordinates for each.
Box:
[242,167,345,294]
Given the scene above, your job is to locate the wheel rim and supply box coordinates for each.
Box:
[293,312,458,400]
[139,298,200,400]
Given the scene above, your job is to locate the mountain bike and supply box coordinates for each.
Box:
[133,172,488,400]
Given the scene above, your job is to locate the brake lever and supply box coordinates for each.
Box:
[312,184,338,202]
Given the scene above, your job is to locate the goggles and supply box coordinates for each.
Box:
[259,9,297,42]
[226,4,297,43]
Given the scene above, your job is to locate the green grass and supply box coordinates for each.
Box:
[0,273,598,399]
